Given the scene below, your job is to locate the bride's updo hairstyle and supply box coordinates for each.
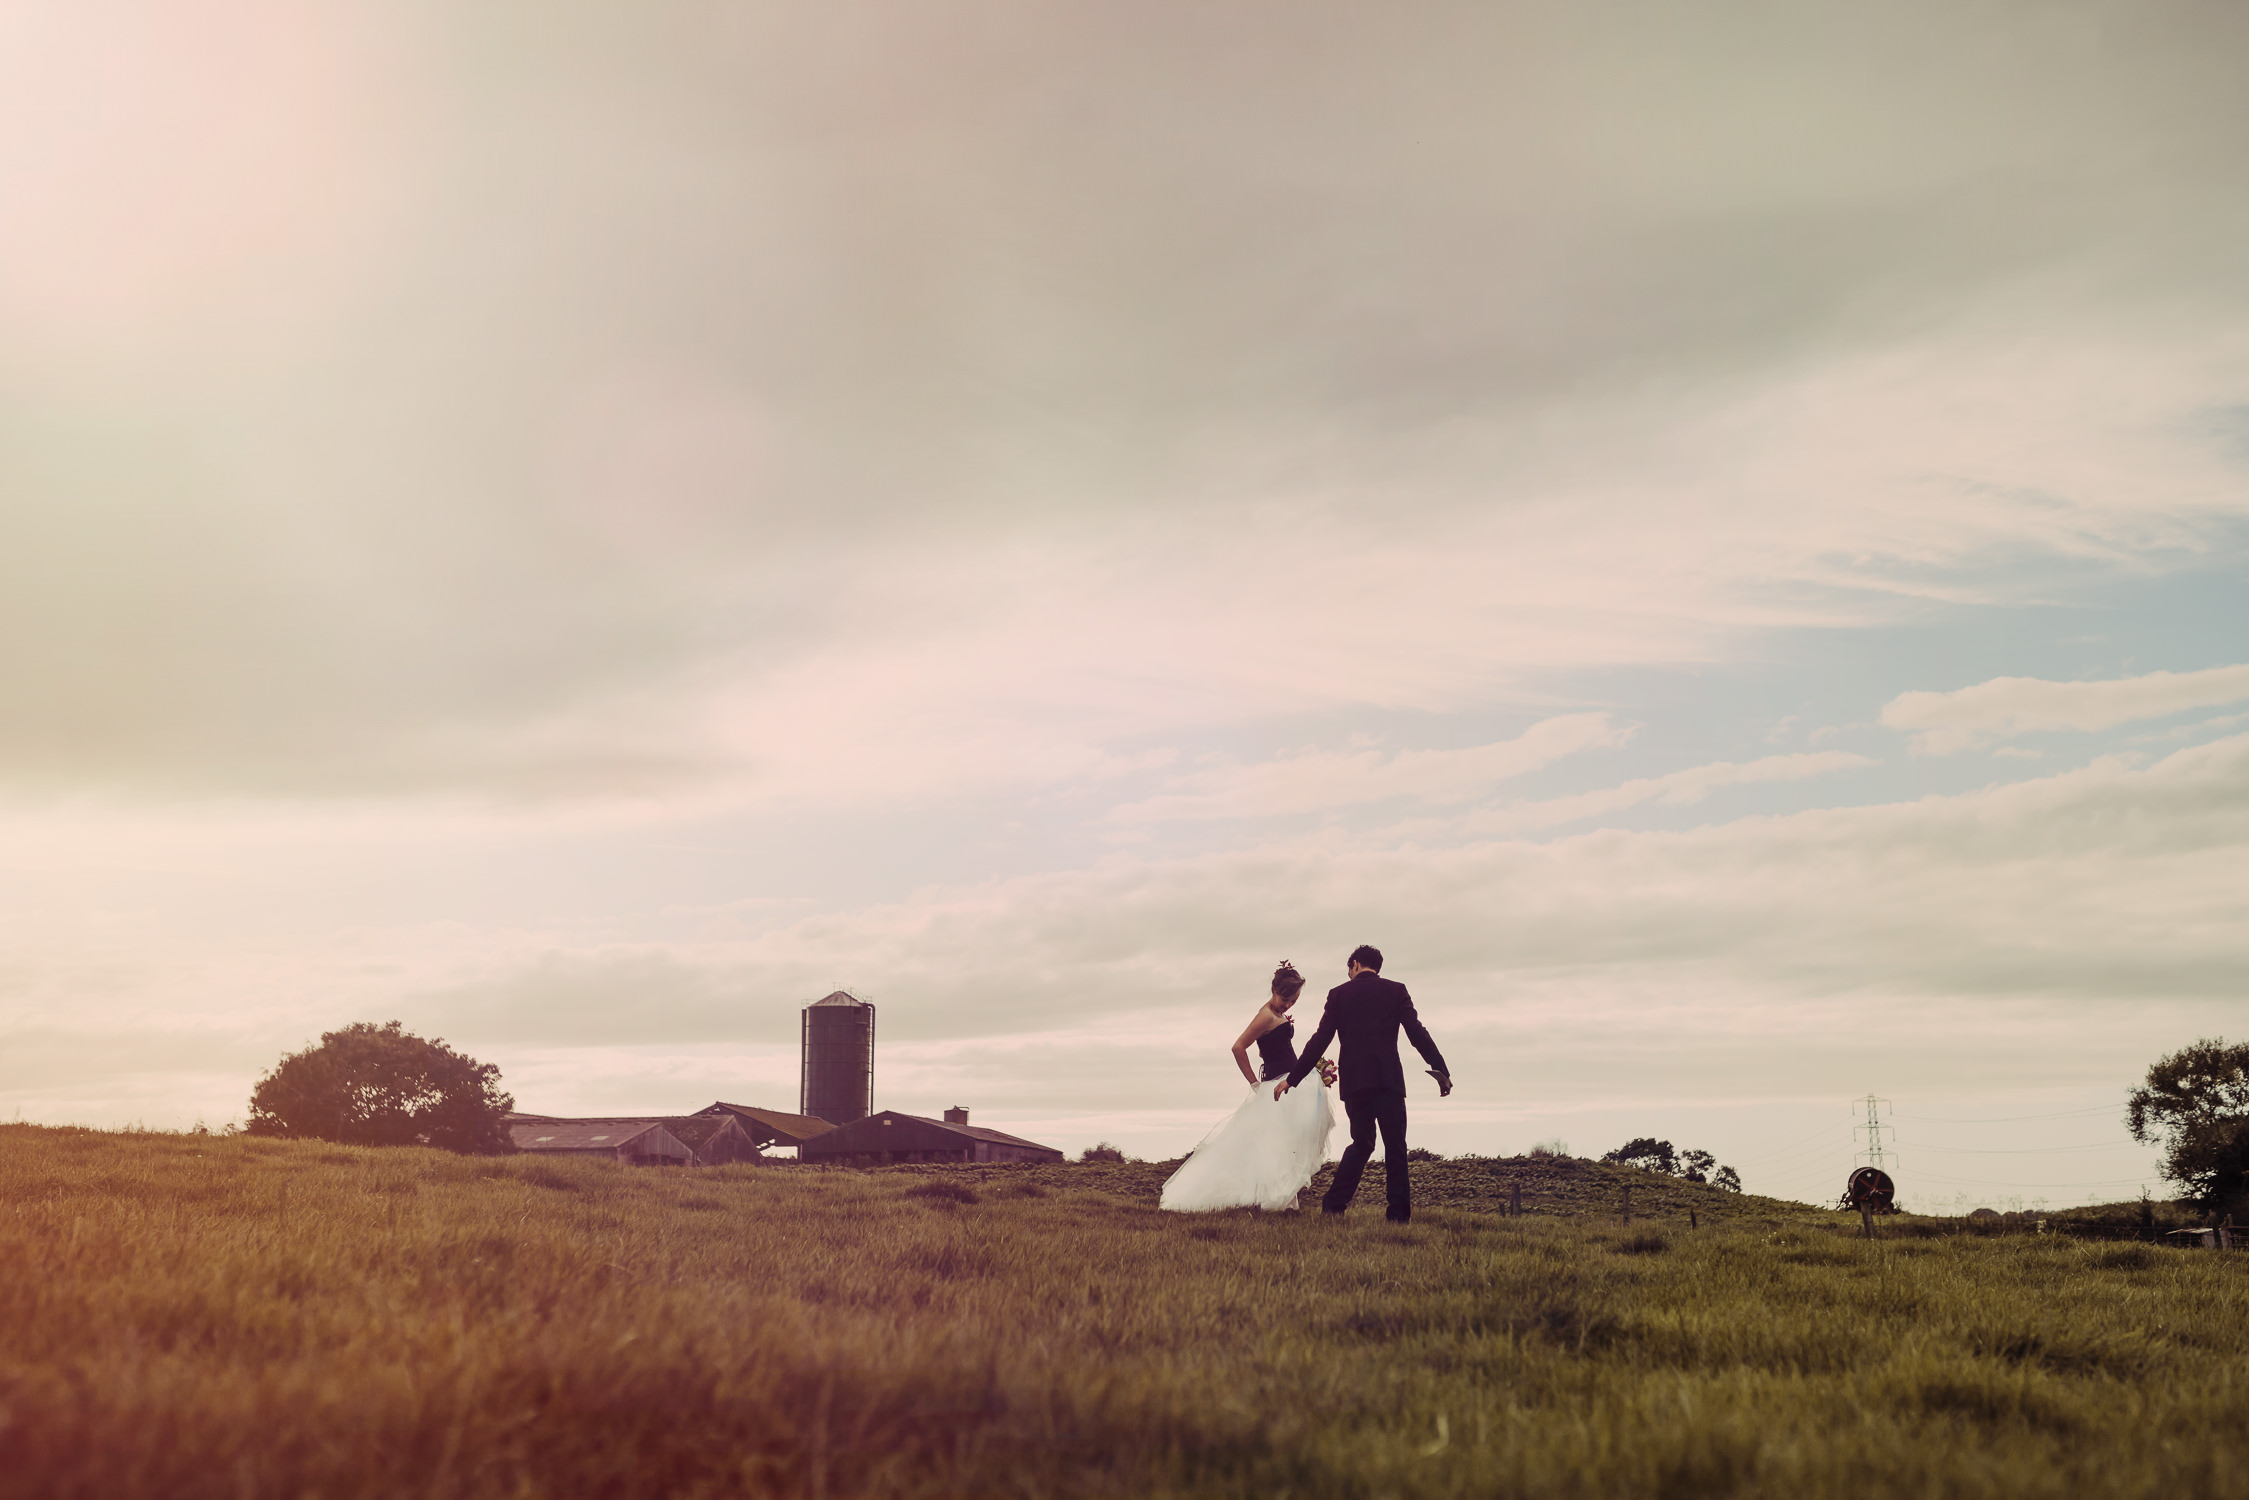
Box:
[1271,961,1305,1004]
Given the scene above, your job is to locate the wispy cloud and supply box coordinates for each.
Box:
[1108,714,1630,824]
[3,8,2247,803]
[1882,664,2249,754]
[1464,752,1877,835]
[2132,711,2249,745]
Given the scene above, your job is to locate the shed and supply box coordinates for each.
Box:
[797,1108,1063,1166]
[507,1114,700,1166]
[666,1112,763,1165]
[694,1101,837,1152]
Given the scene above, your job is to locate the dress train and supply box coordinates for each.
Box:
[1159,1071,1336,1212]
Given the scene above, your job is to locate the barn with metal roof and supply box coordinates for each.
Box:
[797,1107,1062,1166]
[507,1115,700,1165]
[662,1112,763,1165]
[692,1101,836,1153]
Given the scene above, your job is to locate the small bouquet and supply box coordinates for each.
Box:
[1316,1059,1338,1087]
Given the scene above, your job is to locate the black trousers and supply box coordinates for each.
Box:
[1323,1087,1411,1220]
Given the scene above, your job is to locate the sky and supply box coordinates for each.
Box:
[3,0,2246,1210]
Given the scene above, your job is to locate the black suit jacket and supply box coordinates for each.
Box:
[1284,972,1449,1098]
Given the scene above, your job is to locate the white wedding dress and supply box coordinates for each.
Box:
[1161,1027,1336,1212]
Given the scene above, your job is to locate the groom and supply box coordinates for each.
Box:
[1274,945,1452,1223]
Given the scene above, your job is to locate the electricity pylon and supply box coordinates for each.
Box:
[1853,1094,1894,1172]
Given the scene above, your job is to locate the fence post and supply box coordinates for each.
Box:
[1621,1185,1631,1226]
[1509,1181,1522,1218]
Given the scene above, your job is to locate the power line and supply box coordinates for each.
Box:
[1726,1131,1853,1169]
[1902,1104,2119,1125]
[1902,1141,2148,1154]
[1907,1168,2158,1188]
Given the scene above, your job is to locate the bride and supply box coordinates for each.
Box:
[1160,961,1337,1212]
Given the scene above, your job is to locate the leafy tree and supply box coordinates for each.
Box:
[2127,1038,2249,1211]
[1602,1137,1743,1194]
[246,1021,513,1153]
[1079,1142,1125,1163]
[1602,1137,1678,1174]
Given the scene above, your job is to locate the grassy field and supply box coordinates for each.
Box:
[3,1124,2244,1499]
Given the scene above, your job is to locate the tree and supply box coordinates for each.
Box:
[1602,1137,1678,1174]
[2127,1037,2249,1211]
[1602,1137,1744,1194]
[246,1021,513,1153]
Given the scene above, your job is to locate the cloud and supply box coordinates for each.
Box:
[1108,713,1629,823]
[1,5,2247,801]
[2132,711,2249,745]
[1463,751,1877,834]
[1882,663,2249,754]
[40,730,2236,1058]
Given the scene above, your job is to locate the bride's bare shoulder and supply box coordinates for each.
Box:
[1236,1000,1284,1042]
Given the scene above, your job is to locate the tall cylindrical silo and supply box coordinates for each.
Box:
[800,991,874,1124]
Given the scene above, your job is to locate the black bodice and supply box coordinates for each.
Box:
[1255,1019,1298,1081]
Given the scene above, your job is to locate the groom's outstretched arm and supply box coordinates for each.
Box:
[1399,989,1452,1091]
[1281,1003,1340,1092]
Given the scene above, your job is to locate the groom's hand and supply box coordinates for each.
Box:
[1429,1069,1453,1098]
[1272,1080,1291,1101]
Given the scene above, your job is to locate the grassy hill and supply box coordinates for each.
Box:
[3,1123,2244,1499]
[983,1152,2205,1236]
[878,1149,1840,1226]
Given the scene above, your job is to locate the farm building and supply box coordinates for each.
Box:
[507,1115,702,1165]
[798,1107,1063,1166]
[692,1101,836,1154]
[508,1113,760,1166]
[661,1112,763,1165]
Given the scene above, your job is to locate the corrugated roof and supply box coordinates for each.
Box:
[702,1101,836,1146]
[807,1110,1059,1155]
[665,1115,742,1152]
[507,1117,668,1152]
[944,1119,1060,1153]
[808,990,869,1007]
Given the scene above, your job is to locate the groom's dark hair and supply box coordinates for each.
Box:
[1348,944,1383,972]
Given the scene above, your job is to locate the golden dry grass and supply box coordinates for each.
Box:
[2,1123,2244,1498]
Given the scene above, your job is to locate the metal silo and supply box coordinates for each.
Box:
[800,991,874,1124]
